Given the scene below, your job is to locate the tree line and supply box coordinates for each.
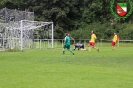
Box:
[0,0,133,40]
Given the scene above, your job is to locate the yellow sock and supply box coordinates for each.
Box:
[88,47,91,51]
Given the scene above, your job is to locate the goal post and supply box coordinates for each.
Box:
[20,20,54,50]
[0,8,55,51]
[0,20,54,51]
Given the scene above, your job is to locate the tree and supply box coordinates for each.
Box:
[25,0,84,38]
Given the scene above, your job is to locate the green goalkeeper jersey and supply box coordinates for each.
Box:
[64,36,70,46]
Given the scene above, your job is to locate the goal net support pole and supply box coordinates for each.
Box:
[20,20,23,50]
[52,22,54,49]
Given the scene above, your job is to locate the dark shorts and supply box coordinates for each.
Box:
[63,45,70,49]
[75,45,84,49]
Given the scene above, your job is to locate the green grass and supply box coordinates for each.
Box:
[0,47,133,88]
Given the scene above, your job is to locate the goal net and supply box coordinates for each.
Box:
[0,20,54,51]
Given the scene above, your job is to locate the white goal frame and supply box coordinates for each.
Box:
[0,20,54,51]
[20,20,54,50]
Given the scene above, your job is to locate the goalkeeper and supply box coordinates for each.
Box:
[68,34,87,51]
[73,43,87,51]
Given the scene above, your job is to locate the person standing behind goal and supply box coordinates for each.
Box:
[88,30,99,52]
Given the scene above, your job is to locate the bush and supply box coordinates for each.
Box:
[69,22,133,40]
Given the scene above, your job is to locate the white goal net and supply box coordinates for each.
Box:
[0,20,54,50]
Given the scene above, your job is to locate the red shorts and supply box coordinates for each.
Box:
[89,42,95,46]
[111,41,116,46]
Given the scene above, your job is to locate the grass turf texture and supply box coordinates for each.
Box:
[0,47,133,88]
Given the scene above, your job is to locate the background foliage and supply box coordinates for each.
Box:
[0,0,133,39]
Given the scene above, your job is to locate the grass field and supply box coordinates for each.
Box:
[0,46,133,88]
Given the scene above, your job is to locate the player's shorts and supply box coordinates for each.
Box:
[89,42,95,46]
[111,41,116,46]
[80,45,84,49]
[63,45,70,49]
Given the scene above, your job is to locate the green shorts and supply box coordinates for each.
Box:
[63,45,70,49]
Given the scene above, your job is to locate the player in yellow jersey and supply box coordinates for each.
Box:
[111,32,118,50]
[88,31,99,52]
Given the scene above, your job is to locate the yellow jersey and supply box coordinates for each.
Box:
[90,34,97,43]
[112,35,117,42]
